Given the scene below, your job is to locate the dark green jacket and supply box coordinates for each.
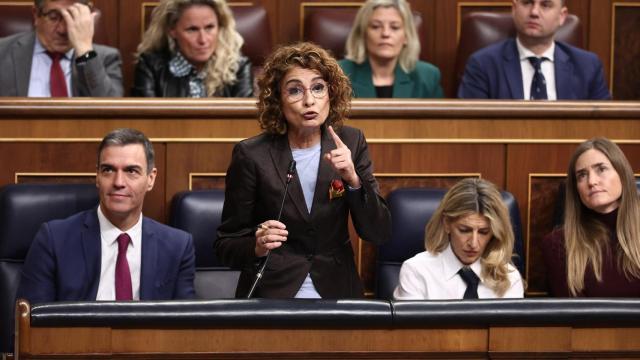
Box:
[339,58,444,98]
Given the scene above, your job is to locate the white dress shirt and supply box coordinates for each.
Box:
[27,37,73,97]
[95,207,143,300]
[393,243,524,300]
[516,37,557,100]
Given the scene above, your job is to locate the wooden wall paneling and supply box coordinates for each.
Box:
[15,172,95,184]
[117,0,145,97]
[611,2,640,100]
[489,327,571,355]
[564,0,590,46]
[413,0,437,65]
[507,143,578,295]
[92,0,119,48]
[368,143,505,187]
[433,0,457,98]
[589,0,614,97]
[250,0,278,45]
[572,328,640,353]
[527,173,567,295]
[0,142,98,185]
[164,142,236,217]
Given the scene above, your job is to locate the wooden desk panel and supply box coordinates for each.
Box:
[0,99,639,139]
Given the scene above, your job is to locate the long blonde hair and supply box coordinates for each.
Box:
[564,137,640,296]
[425,178,517,297]
[344,0,421,72]
[136,0,244,96]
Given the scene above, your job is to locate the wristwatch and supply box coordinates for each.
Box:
[75,50,97,65]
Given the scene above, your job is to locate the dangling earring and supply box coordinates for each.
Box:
[168,37,176,53]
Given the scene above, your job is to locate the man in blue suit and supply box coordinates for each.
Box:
[458,0,611,100]
[17,128,196,303]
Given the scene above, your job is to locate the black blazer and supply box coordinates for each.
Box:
[216,125,391,298]
[131,50,253,97]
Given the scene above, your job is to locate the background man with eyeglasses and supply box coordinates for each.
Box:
[457,0,610,100]
[0,0,123,97]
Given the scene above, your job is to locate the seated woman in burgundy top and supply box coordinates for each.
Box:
[542,137,640,297]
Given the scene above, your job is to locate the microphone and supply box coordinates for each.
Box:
[246,160,296,298]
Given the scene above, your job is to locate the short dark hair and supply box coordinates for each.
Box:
[35,0,91,12]
[97,128,155,173]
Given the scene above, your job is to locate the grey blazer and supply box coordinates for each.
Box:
[0,31,123,97]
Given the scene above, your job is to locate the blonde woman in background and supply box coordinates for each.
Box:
[132,0,252,97]
[394,178,524,300]
[339,0,443,98]
[543,137,640,296]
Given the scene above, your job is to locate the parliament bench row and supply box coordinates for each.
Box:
[13,298,640,358]
[0,3,582,96]
[0,182,525,353]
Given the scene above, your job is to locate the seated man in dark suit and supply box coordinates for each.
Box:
[17,128,195,303]
[0,0,123,97]
[458,0,611,100]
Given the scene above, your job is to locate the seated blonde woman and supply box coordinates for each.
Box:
[394,178,524,300]
[132,0,252,97]
[339,0,443,98]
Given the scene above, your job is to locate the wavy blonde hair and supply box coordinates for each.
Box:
[564,137,640,296]
[257,42,352,135]
[425,178,518,297]
[344,0,421,72]
[136,0,243,96]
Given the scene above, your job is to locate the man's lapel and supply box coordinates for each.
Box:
[12,32,36,96]
[554,43,573,100]
[503,39,525,99]
[139,217,158,300]
[81,209,102,300]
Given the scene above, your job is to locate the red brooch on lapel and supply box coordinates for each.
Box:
[329,179,345,200]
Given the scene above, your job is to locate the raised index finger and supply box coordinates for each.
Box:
[327,126,346,148]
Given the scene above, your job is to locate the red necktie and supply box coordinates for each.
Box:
[46,51,69,97]
[115,233,133,300]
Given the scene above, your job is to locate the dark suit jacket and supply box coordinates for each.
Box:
[131,50,253,97]
[16,209,196,303]
[0,31,123,97]
[216,125,391,298]
[339,59,443,98]
[457,38,611,100]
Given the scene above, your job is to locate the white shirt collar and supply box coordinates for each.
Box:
[97,206,143,247]
[33,35,75,59]
[442,243,483,283]
[516,37,555,62]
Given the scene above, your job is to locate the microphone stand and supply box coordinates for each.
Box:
[247,161,296,298]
